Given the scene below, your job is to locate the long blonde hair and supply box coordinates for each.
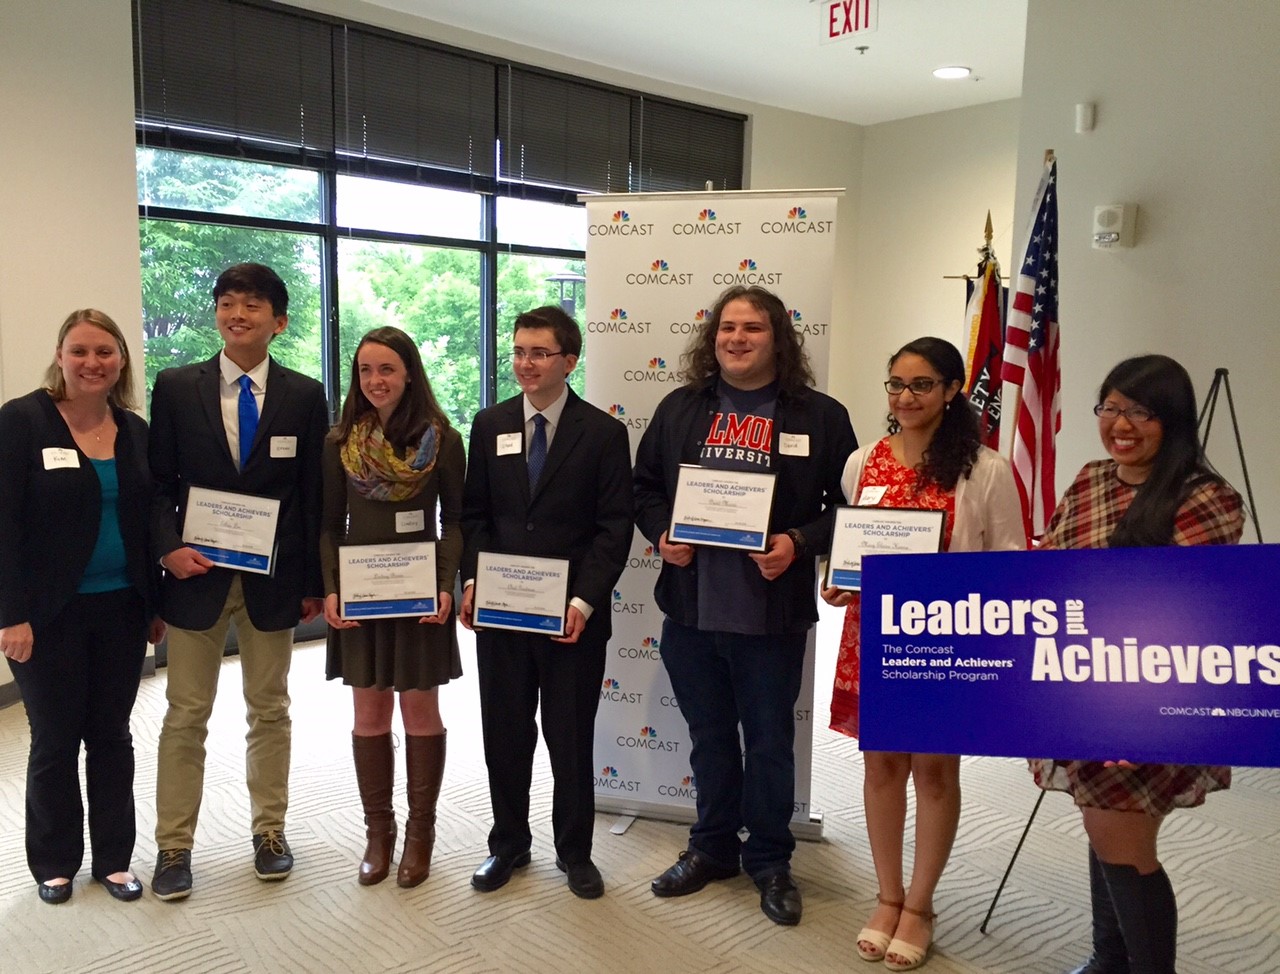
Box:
[43,309,138,410]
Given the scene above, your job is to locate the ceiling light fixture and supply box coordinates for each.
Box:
[933,65,972,80]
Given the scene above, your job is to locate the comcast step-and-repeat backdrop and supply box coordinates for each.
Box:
[582,190,841,835]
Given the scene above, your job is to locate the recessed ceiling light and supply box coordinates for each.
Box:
[933,66,972,80]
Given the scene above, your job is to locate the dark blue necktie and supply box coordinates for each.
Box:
[238,374,258,470]
[528,413,547,490]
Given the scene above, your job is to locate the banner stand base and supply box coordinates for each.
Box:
[596,796,824,842]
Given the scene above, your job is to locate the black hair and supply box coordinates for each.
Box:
[1101,355,1224,547]
[886,337,981,491]
[212,263,289,317]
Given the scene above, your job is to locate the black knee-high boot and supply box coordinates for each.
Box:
[1068,847,1130,974]
[1098,860,1178,974]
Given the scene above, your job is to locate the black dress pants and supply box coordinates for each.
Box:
[475,630,606,864]
[8,588,147,882]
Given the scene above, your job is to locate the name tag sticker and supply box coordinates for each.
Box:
[496,432,522,456]
[42,447,80,469]
[858,485,888,506]
[269,436,297,458]
[396,510,426,533]
[779,433,810,456]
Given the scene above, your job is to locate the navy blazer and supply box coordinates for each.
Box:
[0,389,157,633]
[461,388,634,645]
[149,353,327,632]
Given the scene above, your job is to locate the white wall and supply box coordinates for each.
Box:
[0,1,144,402]
[1014,0,1278,538]
[836,99,1021,444]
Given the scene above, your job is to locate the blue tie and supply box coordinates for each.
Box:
[528,413,547,490]
[238,374,259,470]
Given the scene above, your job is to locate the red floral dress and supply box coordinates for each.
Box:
[829,438,955,738]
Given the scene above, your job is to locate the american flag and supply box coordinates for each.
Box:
[1002,158,1061,538]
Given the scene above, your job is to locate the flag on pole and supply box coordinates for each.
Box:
[962,247,1005,450]
[1002,156,1061,538]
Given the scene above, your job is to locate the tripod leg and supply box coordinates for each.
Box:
[980,790,1046,933]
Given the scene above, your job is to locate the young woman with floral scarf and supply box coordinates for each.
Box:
[320,327,465,889]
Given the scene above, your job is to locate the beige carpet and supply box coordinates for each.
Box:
[2,607,1277,974]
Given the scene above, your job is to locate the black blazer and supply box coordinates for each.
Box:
[149,353,328,632]
[0,389,157,633]
[461,388,634,645]
[633,380,857,634]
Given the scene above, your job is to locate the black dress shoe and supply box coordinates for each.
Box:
[470,851,531,892]
[97,875,144,901]
[37,880,72,905]
[757,870,802,926]
[152,849,192,901]
[252,831,294,880]
[555,857,604,899]
[651,850,740,897]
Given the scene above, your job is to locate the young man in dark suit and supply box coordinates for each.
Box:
[148,263,328,900]
[460,306,633,899]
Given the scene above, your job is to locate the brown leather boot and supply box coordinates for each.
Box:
[352,733,396,886]
[398,732,446,888]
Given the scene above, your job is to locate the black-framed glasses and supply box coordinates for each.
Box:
[884,377,939,396]
[511,349,564,364]
[1094,403,1156,423]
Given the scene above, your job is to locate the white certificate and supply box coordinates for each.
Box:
[182,486,281,575]
[668,464,776,552]
[474,552,570,636]
[339,542,437,619]
[826,506,947,591]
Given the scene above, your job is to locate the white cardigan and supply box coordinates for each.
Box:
[840,441,1027,553]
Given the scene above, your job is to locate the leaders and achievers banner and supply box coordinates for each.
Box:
[859,544,1280,766]
[583,189,842,834]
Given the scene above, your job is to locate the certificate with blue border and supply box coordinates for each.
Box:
[668,464,776,552]
[339,542,437,619]
[825,506,946,591]
[182,486,279,575]
[858,544,1280,766]
[474,552,569,636]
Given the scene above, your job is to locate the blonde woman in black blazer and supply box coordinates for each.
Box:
[0,310,164,905]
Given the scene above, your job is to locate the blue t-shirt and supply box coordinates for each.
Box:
[78,458,130,594]
[696,379,777,634]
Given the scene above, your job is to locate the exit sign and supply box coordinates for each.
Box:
[821,0,878,43]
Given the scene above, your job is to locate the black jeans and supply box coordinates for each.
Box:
[8,588,147,882]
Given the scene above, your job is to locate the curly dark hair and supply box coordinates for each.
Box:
[885,337,981,491]
[329,327,451,453]
[1101,355,1226,547]
[681,285,815,395]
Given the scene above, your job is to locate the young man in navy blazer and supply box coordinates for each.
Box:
[148,263,327,900]
[460,306,633,899]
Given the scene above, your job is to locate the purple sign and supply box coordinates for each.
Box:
[859,545,1280,767]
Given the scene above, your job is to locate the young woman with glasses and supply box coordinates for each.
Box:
[822,337,1026,971]
[1030,354,1243,974]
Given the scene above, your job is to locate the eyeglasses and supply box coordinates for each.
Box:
[1094,403,1156,423]
[511,349,564,364]
[884,378,939,396]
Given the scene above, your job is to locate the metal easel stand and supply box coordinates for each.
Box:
[1199,368,1263,542]
[980,368,1261,934]
[979,790,1044,933]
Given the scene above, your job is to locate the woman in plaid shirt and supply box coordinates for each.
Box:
[1030,354,1244,974]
